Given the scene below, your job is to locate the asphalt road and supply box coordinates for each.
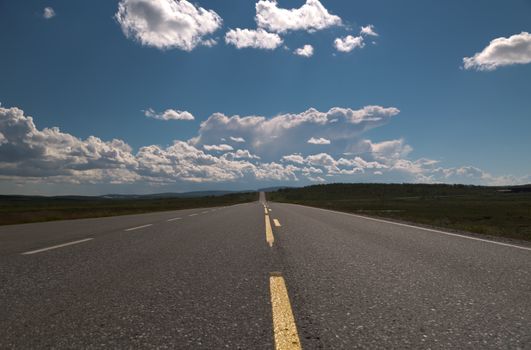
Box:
[1,193,530,349]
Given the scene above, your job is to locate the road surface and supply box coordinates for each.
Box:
[1,193,530,349]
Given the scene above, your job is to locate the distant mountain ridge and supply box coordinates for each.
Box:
[0,183,529,199]
[257,186,296,192]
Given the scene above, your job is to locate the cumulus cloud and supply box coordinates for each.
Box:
[222,149,260,160]
[1,105,524,188]
[369,139,413,161]
[115,0,222,51]
[203,144,234,152]
[282,152,386,178]
[230,136,246,143]
[255,0,342,33]
[144,108,195,121]
[225,28,283,50]
[334,35,365,52]
[135,142,263,182]
[43,7,56,19]
[191,106,400,161]
[307,137,330,145]
[281,154,305,164]
[308,176,326,182]
[0,107,138,180]
[294,44,314,57]
[360,25,378,37]
[0,106,297,185]
[463,32,531,71]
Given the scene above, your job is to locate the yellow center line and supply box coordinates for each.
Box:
[264,206,269,215]
[273,219,281,227]
[270,272,302,350]
[265,214,274,247]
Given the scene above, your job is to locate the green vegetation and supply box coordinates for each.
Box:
[268,184,531,241]
[0,192,258,225]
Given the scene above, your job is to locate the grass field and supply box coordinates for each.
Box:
[268,184,531,241]
[0,192,258,226]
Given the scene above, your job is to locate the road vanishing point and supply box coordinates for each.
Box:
[1,192,530,349]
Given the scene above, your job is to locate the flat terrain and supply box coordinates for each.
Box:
[1,194,530,348]
[269,183,531,241]
[0,192,257,225]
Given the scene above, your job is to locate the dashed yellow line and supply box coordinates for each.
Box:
[270,272,302,350]
[264,206,269,215]
[273,219,281,227]
[265,214,274,247]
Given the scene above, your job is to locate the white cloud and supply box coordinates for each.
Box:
[255,0,342,33]
[43,7,56,19]
[222,149,260,160]
[281,154,305,164]
[144,108,195,121]
[360,25,378,37]
[0,106,298,185]
[463,32,531,71]
[201,38,218,47]
[230,136,246,143]
[307,137,330,145]
[225,28,283,50]
[192,106,400,161]
[294,44,314,57]
[369,139,413,161]
[136,142,261,182]
[203,144,234,152]
[306,153,336,167]
[0,107,138,180]
[115,0,222,51]
[342,105,399,124]
[308,176,326,182]
[281,152,385,179]
[1,105,525,188]
[334,35,364,52]
[301,166,323,175]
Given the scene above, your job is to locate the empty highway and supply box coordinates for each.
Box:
[1,193,530,349]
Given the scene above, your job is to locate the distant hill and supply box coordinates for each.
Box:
[500,184,531,193]
[258,186,296,192]
[267,182,531,241]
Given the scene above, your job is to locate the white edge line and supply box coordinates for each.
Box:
[22,238,94,255]
[125,224,153,232]
[167,218,182,222]
[288,203,531,252]
[189,213,198,217]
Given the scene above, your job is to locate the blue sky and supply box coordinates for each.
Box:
[0,0,530,195]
